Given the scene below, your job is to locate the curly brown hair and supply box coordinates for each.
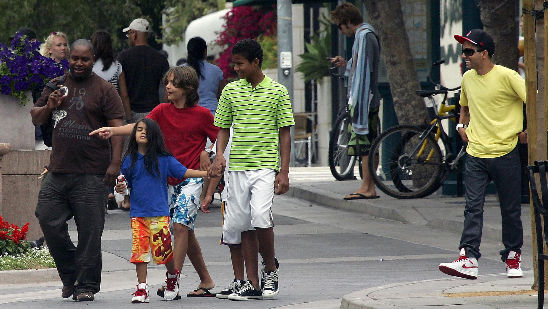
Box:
[330,2,363,26]
[162,66,200,106]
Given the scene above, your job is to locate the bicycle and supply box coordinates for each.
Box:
[368,64,464,199]
[328,67,363,180]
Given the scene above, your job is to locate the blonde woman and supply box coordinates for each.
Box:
[40,32,69,64]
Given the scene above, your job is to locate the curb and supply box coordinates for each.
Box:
[0,268,58,285]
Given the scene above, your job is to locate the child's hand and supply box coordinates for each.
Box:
[115,182,127,194]
[89,127,114,139]
[200,195,212,213]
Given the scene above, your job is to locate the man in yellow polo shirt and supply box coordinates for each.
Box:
[438,29,526,280]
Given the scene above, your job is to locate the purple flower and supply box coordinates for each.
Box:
[1,36,64,105]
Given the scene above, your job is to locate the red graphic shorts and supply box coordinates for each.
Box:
[130,216,173,264]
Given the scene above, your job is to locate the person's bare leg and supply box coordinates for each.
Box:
[241,230,260,289]
[136,263,147,283]
[186,230,215,294]
[256,227,276,272]
[230,244,245,280]
[344,154,377,199]
[172,223,189,271]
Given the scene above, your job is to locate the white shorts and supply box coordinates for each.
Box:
[224,169,275,233]
[220,201,241,245]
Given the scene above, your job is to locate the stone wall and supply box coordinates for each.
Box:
[0,149,50,241]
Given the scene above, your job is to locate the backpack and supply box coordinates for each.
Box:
[40,75,66,147]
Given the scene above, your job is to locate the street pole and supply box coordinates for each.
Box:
[277,0,295,165]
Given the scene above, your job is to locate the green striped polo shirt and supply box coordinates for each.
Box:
[214,75,295,171]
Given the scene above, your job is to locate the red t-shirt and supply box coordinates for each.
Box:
[147,103,218,185]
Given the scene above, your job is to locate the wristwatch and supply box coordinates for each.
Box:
[456,123,467,130]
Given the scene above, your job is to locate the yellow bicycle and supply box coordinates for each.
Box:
[368,80,463,198]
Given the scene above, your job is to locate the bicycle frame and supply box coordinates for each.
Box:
[407,96,461,168]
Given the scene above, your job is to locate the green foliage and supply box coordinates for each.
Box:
[162,0,224,45]
[0,247,55,270]
[0,0,151,52]
[0,239,30,256]
[257,35,278,69]
[296,32,331,81]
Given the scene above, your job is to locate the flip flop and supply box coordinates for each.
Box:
[343,193,380,200]
[187,287,215,297]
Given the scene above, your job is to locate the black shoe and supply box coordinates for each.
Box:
[107,198,118,210]
[61,285,75,298]
[216,279,244,299]
[228,280,262,301]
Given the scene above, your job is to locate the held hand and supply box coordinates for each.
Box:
[330,56,347,68]
[200,195,212,213]
[458,127,469,143]
[274,171,289,195]
[89,127,114,139]
[208,156,226,178]
[115,182,127,194]
[46,88,66,109]
[104,163,120,186]
[200,150,211,171]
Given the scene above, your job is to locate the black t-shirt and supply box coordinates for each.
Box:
[35,73,125,174]
[118,45,169,113]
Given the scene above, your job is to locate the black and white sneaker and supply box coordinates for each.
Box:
[216,279,244,299]
[260,257,279,289]
[228,280,262,301]
[262,270,279,298]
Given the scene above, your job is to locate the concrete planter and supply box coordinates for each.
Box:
[0,92,34,151]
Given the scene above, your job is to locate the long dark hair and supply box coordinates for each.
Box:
[91,30,114,71]
[187,36,207,79]
[123,118,172,179]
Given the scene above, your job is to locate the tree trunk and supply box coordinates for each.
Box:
[363,0,426,126]
[476,0,519,71]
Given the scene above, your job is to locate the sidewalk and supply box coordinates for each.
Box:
[289,167,539,309]
[0,166,540,308]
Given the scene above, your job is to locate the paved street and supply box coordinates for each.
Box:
[0,167,536,308]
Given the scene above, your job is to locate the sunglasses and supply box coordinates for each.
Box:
[462,48,482,57]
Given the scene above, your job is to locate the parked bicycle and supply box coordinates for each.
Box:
[328,67,362,180]
[368,61,464,199]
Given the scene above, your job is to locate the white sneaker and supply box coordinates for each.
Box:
[439,248,478,279]
[163,271,180,300]
[506,251,523,278]
[131,283,149,303]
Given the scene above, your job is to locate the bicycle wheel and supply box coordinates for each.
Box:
[329,112,356,180]
[368,125,444,198]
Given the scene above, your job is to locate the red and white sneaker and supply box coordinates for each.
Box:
[131,283,149,303]
[439,248,478,279]
[163,271,180,300]
[506,251,523,278]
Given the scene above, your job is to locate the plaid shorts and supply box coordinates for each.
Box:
[130,216,173,264]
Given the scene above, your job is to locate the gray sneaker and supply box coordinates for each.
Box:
[216,279,244,299]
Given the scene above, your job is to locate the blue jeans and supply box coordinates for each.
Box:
[35,173,106,294]
[459,147,523,261]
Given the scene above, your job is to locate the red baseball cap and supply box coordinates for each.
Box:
[454,29,495,56]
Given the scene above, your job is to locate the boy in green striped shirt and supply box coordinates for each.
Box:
[210,39,294,300]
